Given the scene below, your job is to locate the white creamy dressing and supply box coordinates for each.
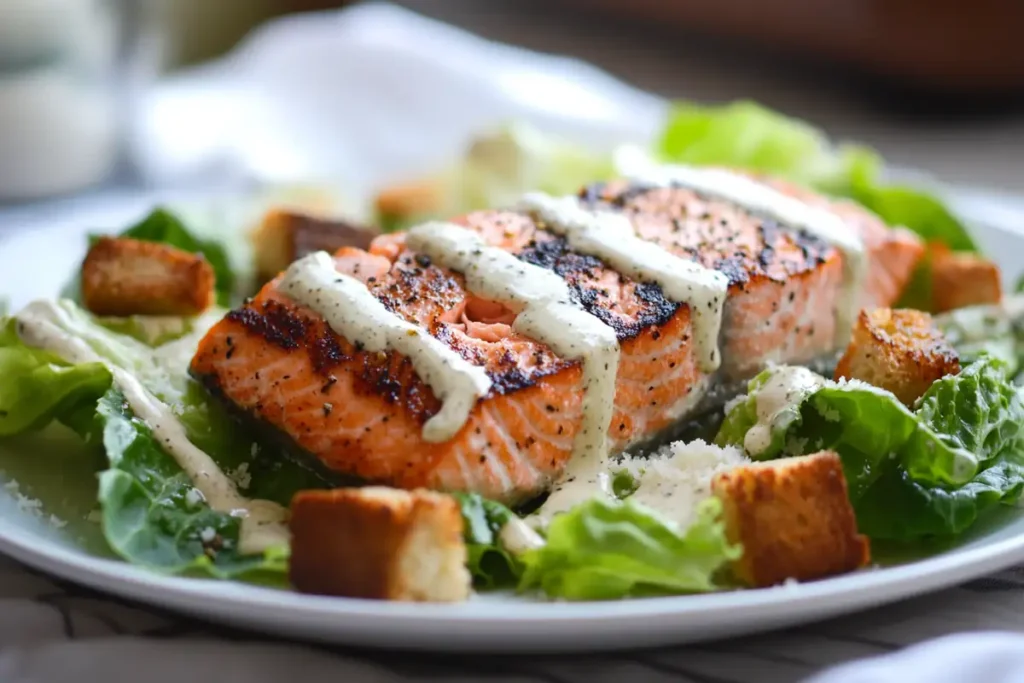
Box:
[498,517,546,554]
[14,300,287,555]
[278,251,492,443]
[519,192,729,372]
[744,365,826,456]
[406,222,620,516]
[627,164,867,346]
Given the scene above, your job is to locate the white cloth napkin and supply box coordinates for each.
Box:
[132,1,665,198]
[5,4,1024,682]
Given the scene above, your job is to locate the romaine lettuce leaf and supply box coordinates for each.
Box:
[851,184,975,251]
[15,301,332,505]
[657,100,878,195]
[714,366,825,460]
[94,387,287,579]
[1,302,330,577]
[715,357,1024,539]
[0,320,111,437]
[853,448,1024,540]
[655,100,977,266]
[518,497,738,600]
[452,492,522,588]
[935,295,1024,377]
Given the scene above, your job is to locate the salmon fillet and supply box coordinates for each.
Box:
[191,180,922,504]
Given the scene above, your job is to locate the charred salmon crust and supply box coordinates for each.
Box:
[191,179,920,504]
[192,245,585,505]
[574,182,843,379]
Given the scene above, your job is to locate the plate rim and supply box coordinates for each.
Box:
[5,501,1024,653]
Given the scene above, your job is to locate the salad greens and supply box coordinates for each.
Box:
[455,491,738,600]
[657,100,877,198]
[518,497,738,600]
[655,101,980,309]
[0,301,330,577]
[453,492,522,589]
[716,357,1024,539]
[654,100,976,254]
[95,388,287,578]
[0,320,111,437]
[935,295,1024,378]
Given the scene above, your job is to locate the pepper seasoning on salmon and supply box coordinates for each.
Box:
[190,176,923,505]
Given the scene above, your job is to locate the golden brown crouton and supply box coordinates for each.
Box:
[252,210,377,283]
[712,451,870,588]
[374,178,446,229]
[834,307,960,406]
[289,487,470,602]
[931,245,1002,313]
[81,237,215,316]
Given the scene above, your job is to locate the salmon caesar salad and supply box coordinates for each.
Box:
[3,101,1024,603]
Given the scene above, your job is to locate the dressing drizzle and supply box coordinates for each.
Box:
[518,192,729,372]
[279,251,493,443]
[15,300,287,555]
[626,164,867,345]
[406,222,620,515]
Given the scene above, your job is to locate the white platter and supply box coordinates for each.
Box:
[1,194,1024,653]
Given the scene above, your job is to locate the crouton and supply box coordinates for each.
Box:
[81,237,215,316]
[931,245,1002,313]
[712,451,870,587]
[252,210,377,283]
[374,178,446,230]
[834,307,960,406]
[289,487,471,602]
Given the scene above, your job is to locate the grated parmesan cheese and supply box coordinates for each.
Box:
[622,439,748,530]
[184,487,205,508]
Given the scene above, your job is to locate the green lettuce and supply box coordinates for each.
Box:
[716,358,1024,538]
[657,100,878,195]
[0,302,330,576]
[94,388,286,578]
[452,492,522,588]
[0,321,110,437]
[935,295,1024,377]
[655,100,977,303]
[518,497,738,600]
[18,301,332,505]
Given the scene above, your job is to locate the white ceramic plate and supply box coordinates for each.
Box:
[1,194,1024,653]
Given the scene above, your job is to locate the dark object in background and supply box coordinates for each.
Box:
[560,0,1024,98]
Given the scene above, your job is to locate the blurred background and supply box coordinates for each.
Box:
[1,0,1022,202]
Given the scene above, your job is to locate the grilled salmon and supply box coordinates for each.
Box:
[190,179,923,505]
